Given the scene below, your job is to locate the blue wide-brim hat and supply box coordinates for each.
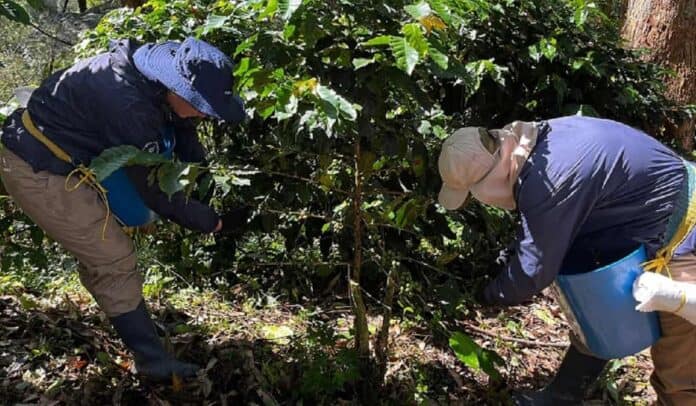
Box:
[133,37,246,123]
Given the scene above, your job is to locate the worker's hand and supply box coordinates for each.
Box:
[495,241,516,267]
[217,205,253,236]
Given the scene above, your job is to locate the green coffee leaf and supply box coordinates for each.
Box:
[429,46,449,70]
[428,0,453,23]
[199,14,230,36]
[157,162,193,198]
[315,84,358,121]
[90,145,170,182]
[352,58,375,70]
[0,0,30,25]
[449,331,480,369]
[450,331,504,381]
[402,23,428,57]
[363,35,393,47]
[278,0,302,20]
[389,35,420,75]
[404,2,431,20]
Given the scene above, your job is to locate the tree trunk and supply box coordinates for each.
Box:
[622,0,696,151]
[121,0,146,8]
[350,137,376,403]
[601,0,628,23]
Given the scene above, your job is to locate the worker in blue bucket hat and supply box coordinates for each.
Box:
[0,37,250,380]
[437,117,696,405]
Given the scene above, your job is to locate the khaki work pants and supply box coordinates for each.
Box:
[0,148,142,317]
[649,253,696,405]
[569,253,696,405]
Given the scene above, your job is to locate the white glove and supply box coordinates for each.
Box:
[633,272,696,325]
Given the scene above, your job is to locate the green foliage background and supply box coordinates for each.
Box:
[72,0,680,297]
[0,0,687,401]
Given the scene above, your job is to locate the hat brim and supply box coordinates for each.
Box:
[438,184,468,210]
[133,43,246,123]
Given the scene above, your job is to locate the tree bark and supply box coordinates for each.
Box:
[375,265,397,378]
[622,0,696,151]
[350,137,375,403]
[121,0,146,8]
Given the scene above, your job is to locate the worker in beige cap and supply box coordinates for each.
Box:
[438,116,696,405]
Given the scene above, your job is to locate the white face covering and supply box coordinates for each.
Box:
[469,121,540,210]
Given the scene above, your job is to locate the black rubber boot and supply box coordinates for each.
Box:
[110,300,199,380]
[513,345,608,406]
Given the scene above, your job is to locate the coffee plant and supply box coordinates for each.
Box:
[1,0,684,399]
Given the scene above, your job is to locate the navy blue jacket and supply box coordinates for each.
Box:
[484,116,696,305]
[0,40,219,232]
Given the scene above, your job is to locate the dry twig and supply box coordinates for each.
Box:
[457,321,570,348]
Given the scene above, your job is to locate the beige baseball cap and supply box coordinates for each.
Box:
[438,127,496,210]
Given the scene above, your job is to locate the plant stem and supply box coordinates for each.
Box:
[457,321,570,348]
[351,138,370,358]
[375,264,397,376]
[27,22,74,46]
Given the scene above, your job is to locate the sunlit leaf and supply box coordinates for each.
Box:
[402,23,428,57]
[262,324,294,345]
[429,45,449,70]
[315,84,358,121]
[449,331,480,370]
[260,0,278,19]
[363,35,393,47]
[278,0,302,20]
[428,0,453,23]
[389,35,419,75]
[199,14,229,35]
[234,33,259,57]
[404,2,431,20]
[450,331,504,381]
[352,58,375,70]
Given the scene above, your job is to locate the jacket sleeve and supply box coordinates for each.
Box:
[483,173,597,305]
[125,165,220,233]
[172,118,206,163]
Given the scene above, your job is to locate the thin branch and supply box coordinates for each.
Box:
[351,138,370,358]
[399,256,466,281]
[369,221,420,236]
[457,321,570,348]
[27,22,74,46]
[365,187,419,197]
[375,266,397,372]
[262,169,351,195]
[240,261,349,268]
[264,208,332,222]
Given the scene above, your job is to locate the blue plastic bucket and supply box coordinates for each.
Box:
[100,129,175,227]
[554,245,661,359]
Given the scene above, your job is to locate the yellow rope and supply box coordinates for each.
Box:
[21,110,111,240]
[21,110,72,163]
[673,291,688,314]
[65,166,111,240]
[643,255,673,279]
[642,162,696,279]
